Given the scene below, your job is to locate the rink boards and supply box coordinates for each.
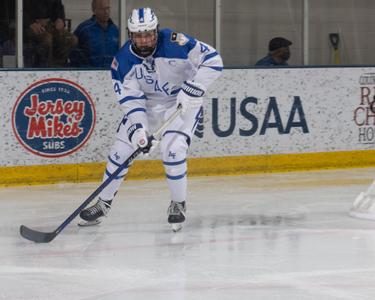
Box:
[1,68,375,186]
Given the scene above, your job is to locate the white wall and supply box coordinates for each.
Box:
[1,67,374,167]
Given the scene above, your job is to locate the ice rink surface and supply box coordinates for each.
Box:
[2,168,375,300]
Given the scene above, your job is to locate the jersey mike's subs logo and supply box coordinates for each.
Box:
[12,78,96,158]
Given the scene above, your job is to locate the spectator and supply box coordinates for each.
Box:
[0,0,15,56]
[255,37,292,66]
[23,0,77,67]
[71,0,119,68]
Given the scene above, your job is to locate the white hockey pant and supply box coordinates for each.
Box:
[98,106,202,203]
[98,139,133,201]
[160,132,188,203]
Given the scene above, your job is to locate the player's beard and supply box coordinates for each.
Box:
[133,45,155,57]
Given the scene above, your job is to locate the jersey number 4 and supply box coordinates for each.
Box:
[200,43,209,53]
[114,82,121,95]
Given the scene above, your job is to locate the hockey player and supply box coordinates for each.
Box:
[79,7,223,231]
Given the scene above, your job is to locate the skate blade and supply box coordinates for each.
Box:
[78,219,102,227]
[171,223,183,232]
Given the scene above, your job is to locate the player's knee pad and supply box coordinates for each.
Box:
[160,133,188,180]
[105,139,133,179]
[160,133,189,161]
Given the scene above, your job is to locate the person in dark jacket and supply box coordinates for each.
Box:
[71,0,119,68]
[255,37,292,66]
[0,0,15,54]
[23,0,77,67]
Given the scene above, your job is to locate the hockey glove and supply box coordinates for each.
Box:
[129,125,157,155]
[140,136,158,156]
[131,127,148,149]
[176,81,206,115]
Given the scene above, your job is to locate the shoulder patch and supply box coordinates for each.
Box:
[171,32,178,41]
[170,32,189,46]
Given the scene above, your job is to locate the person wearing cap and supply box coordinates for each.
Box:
[255,37,292,66]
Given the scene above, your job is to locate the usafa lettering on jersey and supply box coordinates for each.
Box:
[133,68,178,97]
[111,28,223,116]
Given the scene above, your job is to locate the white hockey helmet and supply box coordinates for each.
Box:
[127,7,158,33]
[127,8,159,57]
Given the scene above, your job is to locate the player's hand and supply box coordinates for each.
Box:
[30,22,45,35]
[176,81,206,115]
[131,127,148,150]
[130,126,157,155]
[142,138,158,156]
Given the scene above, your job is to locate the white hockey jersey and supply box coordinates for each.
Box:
[110,28,223,124]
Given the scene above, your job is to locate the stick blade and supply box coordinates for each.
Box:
[20,225,57,243]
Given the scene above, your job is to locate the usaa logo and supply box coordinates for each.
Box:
[12,78,96,158]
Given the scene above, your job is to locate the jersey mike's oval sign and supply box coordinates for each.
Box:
[12,78,96,158]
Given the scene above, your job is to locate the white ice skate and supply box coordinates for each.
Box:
[167,201,186,232]
[78,198,112,226]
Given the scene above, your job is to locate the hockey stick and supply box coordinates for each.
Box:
[20,106,182,243]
